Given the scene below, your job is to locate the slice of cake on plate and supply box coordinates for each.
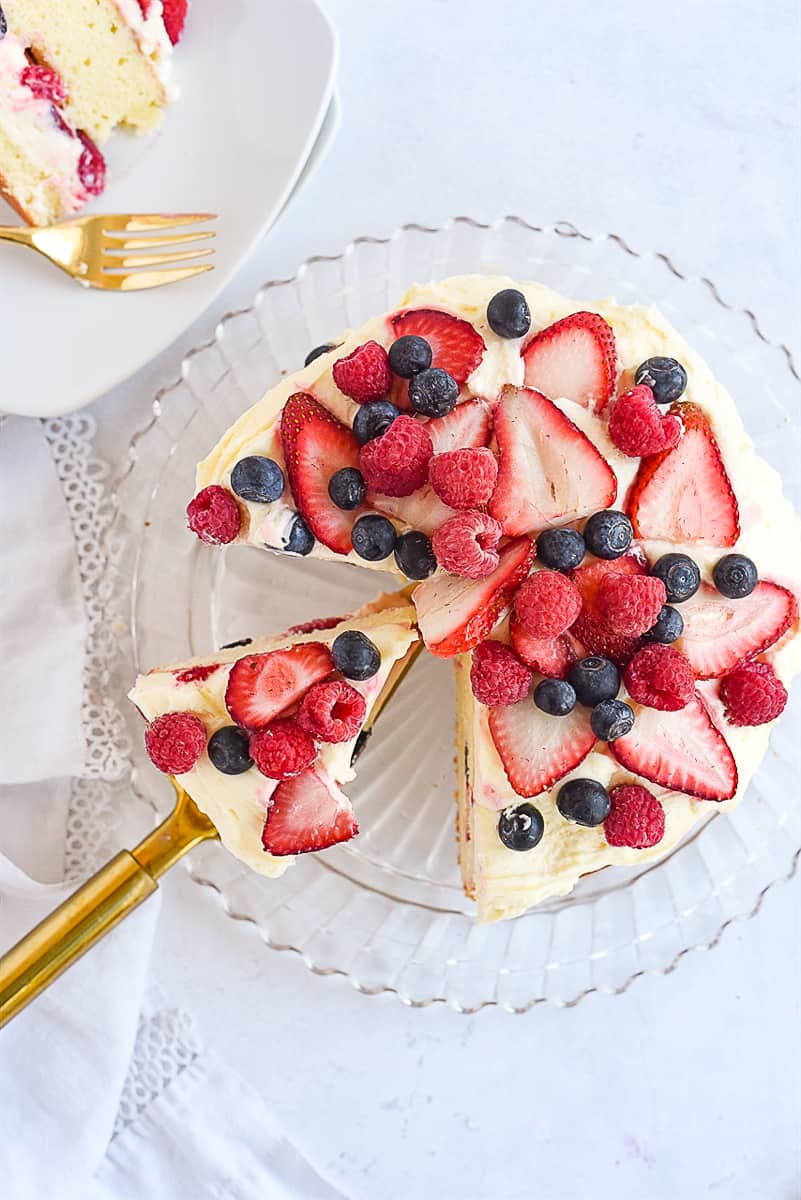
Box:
[129,594,419,878]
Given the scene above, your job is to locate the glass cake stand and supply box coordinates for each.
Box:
[106,217,801,1012]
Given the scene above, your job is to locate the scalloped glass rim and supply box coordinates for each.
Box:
[105,216,801,1013]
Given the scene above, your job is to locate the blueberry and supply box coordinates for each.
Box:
[207,726,253,775]
[351,514,397,561]
[388,335,432,378]
[642,605,684,644]
[328,467,366,511]
[230,455,285,504]
[408,367,459,417]
[557,778,611,827]
[498,803,545,851]
[219,636,253,649]
[590,698,635,742]
[713,553,758,599]
[568,656,620,706]
[304,342,336,367]
[536,527,586,572]
[394,530,437,580]
[583,510,633,560]
[487,288,531,339]
[650,553,700,603]
[634,356,688,405]
[0,8,6,37]
[353,400,400,445]
[284,513,315,556]
[332,629,381,680]
[534,678,577,716]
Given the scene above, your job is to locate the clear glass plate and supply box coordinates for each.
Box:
[107,217,801,1012]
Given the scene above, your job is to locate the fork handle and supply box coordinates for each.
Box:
[0,226,33,247]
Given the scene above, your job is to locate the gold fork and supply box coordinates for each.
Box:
[0,212,216,290]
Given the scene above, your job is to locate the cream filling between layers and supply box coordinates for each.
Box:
[111,0,175,93]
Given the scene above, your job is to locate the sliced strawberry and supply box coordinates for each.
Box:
[280,393,363,554]
[509,616,576,678]
[367,483,454,536]
[521,311,617,413]
[488,386,617,537]
[488,699,597,800]
[611,694,737,801]
[262,767,358,856]
[570,552,649,665]
[677,582,798,678]
[413,536,535,657]
[427,398,492,452]
[390,309,485,383]
[225,642,334,731]
[627,403,739,545]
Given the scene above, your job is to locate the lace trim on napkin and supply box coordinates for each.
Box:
[113,1005,202,1139]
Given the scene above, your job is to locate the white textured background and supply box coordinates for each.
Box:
[94,1,801,1196]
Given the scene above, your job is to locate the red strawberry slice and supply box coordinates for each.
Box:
[367,483,454,536]
[225,642,334,731]
[521,311,617,413]
[611,694,737,801]
[570,552,649,665]
[677,582,798,678]
[488,698,597,800]
[488,386,617,537]
[627,403,740,545]
[427,398,492,452]
[280,393,363,554]
[390,309,485,383]
[413,536,535,657]
[262,767,358,856]
[509,616,576,678]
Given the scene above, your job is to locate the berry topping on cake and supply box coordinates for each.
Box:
[713,554,758,599]
[394,530,437,579]
[597,572,667,636]
[426,398,492,452]
[522,311,617,413]
[650,553,701,604]
[535,527,586,572]
[611,695,738,801]
[570,551,648,664]
[489,385,617,536]
[470,640,533,707]
[173,663,221,684]
[408,367,459,417]
[608,385,682,457]
[352,400,400,445]
[487,288,531,339]
[676,582,797,678]
[719,661,788,726]
[77,132,106,196]
[628,403,740,545]
[388,335,432,378]
[145,712,206,775]
[327,467,366,510]
[186,485,241,545]
[634,356,688,405]
[391,309,485,383]
[413,536,535,657]
[590,698,635,741]
[305,343,336,366]
[359,414,432,497]
[286,617,346,636]
[368,483,452,537]
[332,630,382,680]
[509,617,577,678]
[604,785,665,848]
[568,656,620,706]
[20,65,67,104]
[225,643,334,731]
[624,644,694,710]
[333,341,392,403]
[489,698,597,798]
[161,0,188,43]
[351,513,397,561]
[432,511,503,579]
[556,778,611,827]
[533,677,577,716]
[297,680,367,743]
[262,768,358,856]
[513,570,582,639]
[207,726,253,775]
[231,456,285,503]
[642,605,684,645]
[498,803,544,851]
[280,394,362,554]
[249,718,317,780]
[583,509,633,560]
[429,447,498,510]
[285,514,315,556]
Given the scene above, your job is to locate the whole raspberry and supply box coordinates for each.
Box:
[428,447,498,510]
[250,718,318,780]
[333,340,392,404]
[719,660,788,726]
[145,712,206,774]
[297,679,367,743]
[598,573,667,636]
[20,65,68,104]
[162,0,188,43]
[470,640,533,706]
[604,784,666,848]
[76,132,106,196]
[513,570,582,640]
[608,385,682,457]
[359,415,433,497]
[624,644,694,711]
[186,485,242,544]
[431,511,502,578]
